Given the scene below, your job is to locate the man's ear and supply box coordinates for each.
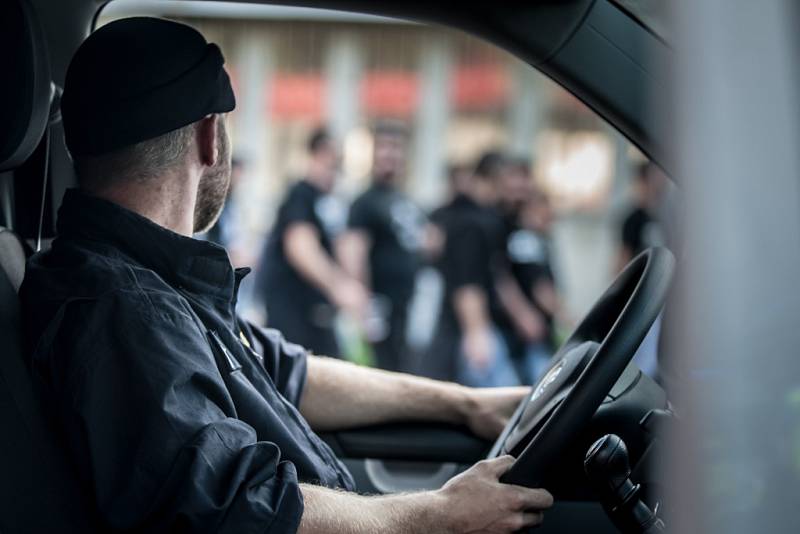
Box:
[196,114,219,167]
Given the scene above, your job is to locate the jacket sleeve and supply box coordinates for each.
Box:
[36,291,305,534]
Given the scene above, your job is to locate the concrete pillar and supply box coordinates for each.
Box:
[410,36,452,209]
[231,30,276,236]
[324,33,364,144]
[507,61,543,159]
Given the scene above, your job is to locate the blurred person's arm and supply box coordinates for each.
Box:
[337,229,371,288]
[299,456,553,533]
[522,263,561,322]
[300,353,527,440]
[532,277,559,318]
[284,222,367,315]
[444,221,499,371]
[454,285,496,372]
[420,222,445,260]
[496,273,546,343]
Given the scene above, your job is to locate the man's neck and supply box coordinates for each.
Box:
[88,171,198,237]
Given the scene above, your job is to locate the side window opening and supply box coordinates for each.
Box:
[97,1,665,386]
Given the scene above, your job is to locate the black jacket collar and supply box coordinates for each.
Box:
[56,188,243,303]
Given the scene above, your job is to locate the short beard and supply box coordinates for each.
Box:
[193,122,232,234]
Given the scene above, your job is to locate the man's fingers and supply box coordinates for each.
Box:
[509,486,554,510]
[503,511,544,532]
[482,455,515,477]
[519,511,545,527]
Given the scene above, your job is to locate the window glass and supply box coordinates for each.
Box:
[98,1,663,386]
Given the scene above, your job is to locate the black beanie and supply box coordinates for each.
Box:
[61,17,235,157]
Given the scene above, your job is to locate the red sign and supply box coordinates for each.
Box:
[361,70,419,117]
[270,73,325,120]
[266,63,510,120]
[451,63,509,110]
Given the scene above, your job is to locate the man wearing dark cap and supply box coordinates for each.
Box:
[19,17,552,534]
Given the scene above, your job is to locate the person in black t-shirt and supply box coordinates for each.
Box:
[424,152,519,386]
[507,181,561,383]
[339,121,428,372]
[258,128,368,357]
[618,161,667,272]
[428,163,471,268]
[489,156,556,384]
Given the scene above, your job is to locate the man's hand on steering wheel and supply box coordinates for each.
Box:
[437,455,554,533]
[461,386,531,441]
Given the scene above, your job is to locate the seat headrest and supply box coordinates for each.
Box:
[0,0,51,172]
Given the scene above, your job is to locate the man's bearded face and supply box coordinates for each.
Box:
[193,120,232,234]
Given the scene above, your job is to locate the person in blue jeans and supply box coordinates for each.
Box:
[427,153,525,387]
[494,161,562,386]
[457,328,521,387]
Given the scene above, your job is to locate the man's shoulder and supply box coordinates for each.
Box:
[22,259,209,400]
[21,238,193,330]
[21,245,201,380]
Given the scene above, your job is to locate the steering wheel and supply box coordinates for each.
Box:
[488,247,675,488]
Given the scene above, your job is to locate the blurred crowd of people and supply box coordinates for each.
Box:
[204,121,663,388]
[424,152,560,387]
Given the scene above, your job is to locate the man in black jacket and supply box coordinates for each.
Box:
[19,17,552,533]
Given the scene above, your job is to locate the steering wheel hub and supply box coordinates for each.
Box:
[531,358,565,402]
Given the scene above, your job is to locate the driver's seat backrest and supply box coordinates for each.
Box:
[0,0,97,531]
[0,256,99,533]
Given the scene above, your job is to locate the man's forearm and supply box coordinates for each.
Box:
[453,285,490,334]
[298,484,443,534]
[285,223,345,300]
[337,230,370,286]
[495,274,527,319]
[299,457,554,534]
[495,274,543,339]
[299,356,472,431]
